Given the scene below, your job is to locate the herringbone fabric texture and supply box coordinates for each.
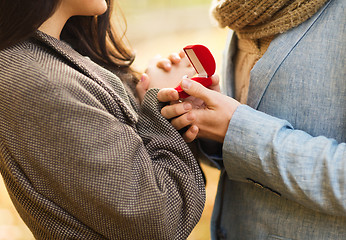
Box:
[0,31,205,239]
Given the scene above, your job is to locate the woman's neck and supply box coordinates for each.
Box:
[38,7,70,40]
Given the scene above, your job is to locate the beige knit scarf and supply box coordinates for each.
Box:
[211,0,328,40]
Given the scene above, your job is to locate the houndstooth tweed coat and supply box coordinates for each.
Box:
[0,31,205,239]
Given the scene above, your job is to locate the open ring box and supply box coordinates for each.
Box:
[175,44,216,98]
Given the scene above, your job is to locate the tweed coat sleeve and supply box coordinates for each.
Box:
[0,38,205,239]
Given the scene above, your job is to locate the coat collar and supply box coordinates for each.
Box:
[34,31,101,82]
[246,0,333,109]
[33,30,139,124]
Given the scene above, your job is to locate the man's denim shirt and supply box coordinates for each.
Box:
[206,0,346,239]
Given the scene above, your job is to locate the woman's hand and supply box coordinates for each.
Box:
[146,51,195,89]
[157,76,240,143]
[136,73,150,103]
[156,51,186,72]
[136,51,195,103]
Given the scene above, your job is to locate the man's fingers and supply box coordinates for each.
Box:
[183,125,199,143]
[171,112,195,130]
[157,88,179,102]
[161,102,192,119]
[180,79,215,105]
[209,74,220,92]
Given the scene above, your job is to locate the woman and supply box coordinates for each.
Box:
[157,0,346,239]
[0,0,205,239]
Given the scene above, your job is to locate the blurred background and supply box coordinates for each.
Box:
[0,0,230,239]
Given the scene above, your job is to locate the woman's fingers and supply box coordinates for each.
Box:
[156,58,172,71]
[168,53,181,64]
[156,51,185,72]
[136,73,150,103]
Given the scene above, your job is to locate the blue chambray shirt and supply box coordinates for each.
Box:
[209,0,346,239]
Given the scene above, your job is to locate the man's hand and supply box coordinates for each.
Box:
[157,76,240,143]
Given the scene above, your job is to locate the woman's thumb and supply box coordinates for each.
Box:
[136,73,150,102]
[181,78,214,104]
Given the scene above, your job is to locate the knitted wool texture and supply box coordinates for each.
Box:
[211,0,328,40]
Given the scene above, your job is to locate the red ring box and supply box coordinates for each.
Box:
[175,44,216,98]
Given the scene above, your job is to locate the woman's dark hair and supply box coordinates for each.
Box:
[0,0,138,82]
[0,0,59,50]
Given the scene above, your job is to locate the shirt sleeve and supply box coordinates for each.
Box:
[222,105,346,216]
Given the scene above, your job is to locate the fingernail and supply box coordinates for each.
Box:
[172,54,180,61]
[170,90,178,99]
[181,79,192,90]
[140,74,146,82]
[191,125,198,133]
[183,102,192,110]
[165,63,172,69]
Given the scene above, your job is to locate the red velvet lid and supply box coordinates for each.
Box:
[183,45,216,77]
